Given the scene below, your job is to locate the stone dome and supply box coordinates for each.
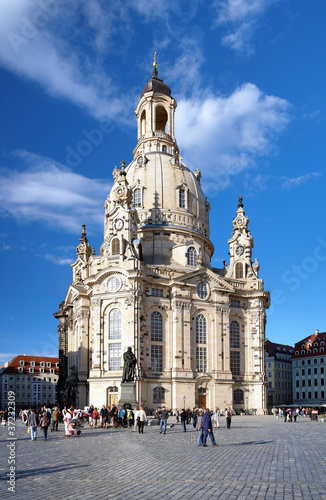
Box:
[140,69,171,99]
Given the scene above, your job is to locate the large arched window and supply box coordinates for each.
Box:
[155,105,168,132]
[112,237,120,255]
[230,320,240,375]
[151,311,163,341]
[133,187,142,207]
[235,262,243,279]
[234,389,244,404]
[153,387,165,403]
[230,321,240,348]
[109,309,121,339]
[196,314,207,344]
[187,247,197,266]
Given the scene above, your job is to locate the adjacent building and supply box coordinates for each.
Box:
[292,329,326,406]
[0,355,59,409]
[54,62,270,413]
[265,340,293,407]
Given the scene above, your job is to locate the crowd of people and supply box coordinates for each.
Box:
[1,404,235,445]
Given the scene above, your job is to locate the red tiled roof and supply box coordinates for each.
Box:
[2,355,59,374]
[266,340,293,356]
[293,331,326,358]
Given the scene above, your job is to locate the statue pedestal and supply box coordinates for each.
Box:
[118,382,138,408]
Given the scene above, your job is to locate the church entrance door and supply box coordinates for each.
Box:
[107,386,119,407]
[198,394,206,408]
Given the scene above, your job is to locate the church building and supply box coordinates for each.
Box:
[54,59,270,414]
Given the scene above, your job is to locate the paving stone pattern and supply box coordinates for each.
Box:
[1,416,326,499]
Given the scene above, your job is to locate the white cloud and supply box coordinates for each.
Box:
[0,0,129,120]
[214,0,279,53]
[281,172,322,189]
[176,83,289,191]
[0,151,110,232]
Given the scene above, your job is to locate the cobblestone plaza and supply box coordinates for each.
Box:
[1,415,326,499]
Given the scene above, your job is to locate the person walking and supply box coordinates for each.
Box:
[39,411,49,440]
[27,409,39,441]
[202,409,218,447]
[225,407,232,429]
[138,406,147,433]
[160,406,169,434]
[133,407,139,432]
[52,407,59,432]
[212,408,220,429]
[180,409,187,432]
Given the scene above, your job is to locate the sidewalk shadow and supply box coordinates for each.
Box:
[0,463,89,481]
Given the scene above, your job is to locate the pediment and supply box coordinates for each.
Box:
[64,284,87,305]
[172,268,234,292]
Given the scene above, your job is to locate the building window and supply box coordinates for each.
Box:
[301,350,305,355]
[314,359,318,364]
[179,188,186,208]
[234,388,244,404]
[235,262,243,279]
[109,309,121,339]
[268,371,272,377]
[30,361,35,367]
[133,187,142,207]
[196,315,207,344]
[295,351,299,355]
[109,343,121,371]
[151,345,163,372]
[321,348,325,353]
[196,347,207,372]
[162,145,167,152]
[196,282,208,299]
[187,247,197,266]
[153,387,165,403]
[29,368,34,373]
[151,312,163,342]
[19,360,25,366]
[230,351,240,375]
[39,368,44,374]
[112,237,120,255]
[302,380,305,387]
[315,391,318,399]
[18,367,23,373]
[230,321,240,348]
[231,299,240,308]
[151,288,163,297]
[40,362,45,367]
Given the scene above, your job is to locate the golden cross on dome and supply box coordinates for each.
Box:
[153,51,157,69]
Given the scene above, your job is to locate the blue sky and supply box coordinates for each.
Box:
[0,0,325,364]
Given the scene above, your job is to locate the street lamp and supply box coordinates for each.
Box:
[183,396,186,409]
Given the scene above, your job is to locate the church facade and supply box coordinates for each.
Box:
[54,63,270,414]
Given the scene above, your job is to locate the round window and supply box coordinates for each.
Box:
[107,276,122,293]
[196,282,208,299]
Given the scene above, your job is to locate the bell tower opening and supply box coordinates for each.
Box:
[141,110,146,136]
[155,105,168,132]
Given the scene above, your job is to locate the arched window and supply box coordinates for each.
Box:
[151,311,163,342]
[179,188,186,208]
[155,105,168,132]
[234,389,244,404]
[153,387,165,403]
[162,145,167,153]
[112,237,120,255]
[196,314,207,344]
[141,110,146,136]
[235,262,243,279]
[133,187,142,207]
[109,309,121,339]
[301,350,305,355]
[187,247,197,266]
[108,386,118,393]
[230,321,240,348]
[313,348,318,353]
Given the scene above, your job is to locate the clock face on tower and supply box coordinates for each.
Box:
[115,218,124,231]
[237,218,243,226]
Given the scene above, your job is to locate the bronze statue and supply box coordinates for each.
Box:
[122,347,137,383]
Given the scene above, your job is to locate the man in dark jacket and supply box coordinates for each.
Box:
[27,409,39,441]
[159,406,169,434]
[180,409,187,432]
[202,408,218,447]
